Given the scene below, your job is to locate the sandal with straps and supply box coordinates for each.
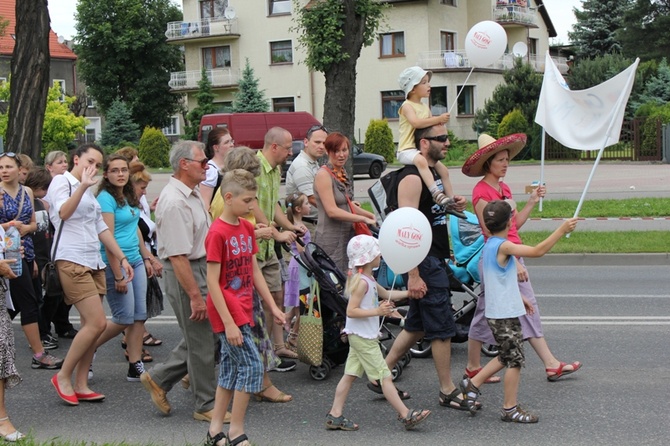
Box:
[254,385,292,403]
[273,343,298,359]
[399,408,431,431]
[439,387,482,412]
[546,361,582,382]
[325,414,359,431]
[458,378,481,415]
[143,333,163,346]
[205,431,227,446]
[367,379,410,400]
[286,331,298,351]
[501,404,539,423]
[227,433,251,446]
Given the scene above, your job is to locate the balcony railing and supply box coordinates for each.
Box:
[417,50,569,75]
[169,68,241,90]
[493,5,537,27]
[165,18,239,41]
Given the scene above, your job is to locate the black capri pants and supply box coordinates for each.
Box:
[7,259,41,325]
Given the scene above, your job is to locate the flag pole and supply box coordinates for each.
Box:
[539,128,546,212]
[566,64,636,238]
[448,67,475,114]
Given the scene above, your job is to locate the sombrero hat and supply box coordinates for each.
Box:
[461,133,527,177]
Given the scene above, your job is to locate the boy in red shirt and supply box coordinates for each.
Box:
[205,169,285,446]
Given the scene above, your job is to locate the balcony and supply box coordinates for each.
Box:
[165,18,239,42]
[493,5,538,28]
[169,68,241,91]
[417,50,569,75]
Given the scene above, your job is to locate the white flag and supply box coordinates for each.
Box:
[535,52,639,150]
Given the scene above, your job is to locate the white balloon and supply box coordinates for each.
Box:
[512,41,528,58]
[378,207,432,275]
[464,20,508,67]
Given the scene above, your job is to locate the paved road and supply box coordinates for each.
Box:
[147,162,669,232]
[8,263,670,445]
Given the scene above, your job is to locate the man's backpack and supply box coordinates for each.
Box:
[367,167,405,221]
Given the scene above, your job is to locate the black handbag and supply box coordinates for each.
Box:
[43,182,71,298]
[145,275,164,318]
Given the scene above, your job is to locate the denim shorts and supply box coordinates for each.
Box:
[403,256,457,341]
[104,259,148,325]
[217,325,264,393]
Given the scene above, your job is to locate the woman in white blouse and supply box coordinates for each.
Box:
[46,144,134,406]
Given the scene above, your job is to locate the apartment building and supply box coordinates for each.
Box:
[167,0,565,142]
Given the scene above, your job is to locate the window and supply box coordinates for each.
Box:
[380,32,405,58]
[430,86,448,116]
[440,32,456,52]
[529,38,538,56]
[202,46,231,69]
[213,101,233,113]
[441,0,457,5]
[0,77,6,84]
[200,0,227,19]
[270,40,293,64]
[272,97,295,112]
[381,90,405,120]
[54,79,66,102]
[85,128,96,143]
[457,85,474,116]
[162,116,180,136]
[268,0,291,15]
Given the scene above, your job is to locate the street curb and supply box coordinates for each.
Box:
[524,253,670,266]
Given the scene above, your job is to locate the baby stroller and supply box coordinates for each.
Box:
[294,242,350,381]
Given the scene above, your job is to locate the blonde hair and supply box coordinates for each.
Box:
[220,169,257,196]
[344,270,364,299]
[17,154,34,170]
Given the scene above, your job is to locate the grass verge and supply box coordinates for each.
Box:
[519,231,668,253]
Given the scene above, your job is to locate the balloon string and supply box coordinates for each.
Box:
[448,67,475,114]
[379,272,398,328]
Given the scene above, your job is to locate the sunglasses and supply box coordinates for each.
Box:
[306,124,329,139]
[423,135,449,143]
[184,157,209,168]
[0,152,17,158]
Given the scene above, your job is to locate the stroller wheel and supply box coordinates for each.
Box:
[409,338,432,358]
[481,343,500,357]
[309,361,331,381]
[398,352,412,369]
[391,362,403,381]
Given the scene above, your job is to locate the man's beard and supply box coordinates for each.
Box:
[427,142,446,162]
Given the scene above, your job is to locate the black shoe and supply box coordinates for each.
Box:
[271,359,296,372]
[41,335,59,350]
[57,328,79,339]
[127,360,145,382]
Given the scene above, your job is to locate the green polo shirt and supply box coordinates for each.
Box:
[256,150,280,261]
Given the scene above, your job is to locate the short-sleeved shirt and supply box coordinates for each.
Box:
[398,100,430,152]
[45,172,108,269]
[205,217,257,333]
[255,151,279,261]
[285,151,319,220]
[472,180,522,244]
[156,176,211,260]
[482,236,525,319]
[96,190,142,265]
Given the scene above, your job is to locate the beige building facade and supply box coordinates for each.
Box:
[167,0,566,142]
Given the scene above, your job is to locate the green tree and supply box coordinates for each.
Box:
[232,59,270,113]
[364,119,394,163]
[619,0,670,62]
[6,1,50,159]
[100,100,141,149]
[636,58,670,106]
[75,0,184,129]
[184,68,216,140]
[568,0,631,59]
[1,80,88,157]
[138,126,170,168]
[293,0,386,176]
[41,83,89,155]
[472,59,542,138]
[497,109,528,137]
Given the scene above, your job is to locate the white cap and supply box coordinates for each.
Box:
[398,66,432,97]
[347,235,381,270]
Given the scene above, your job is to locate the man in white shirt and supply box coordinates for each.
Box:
[285,124,328,234]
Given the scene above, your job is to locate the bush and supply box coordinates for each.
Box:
[138,127,170,168]
[100,100,140,149]
[364,119,395,163]
[444,130,477,162]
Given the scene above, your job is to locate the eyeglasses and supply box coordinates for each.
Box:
[306,124,329,139]
[184,158,209,168]
[423,135,449,143]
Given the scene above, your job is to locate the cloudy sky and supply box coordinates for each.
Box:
[47,0,581,44]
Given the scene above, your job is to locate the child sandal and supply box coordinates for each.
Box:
[501,404,539,423]
[399,408,431,430]
[325,414,359,431]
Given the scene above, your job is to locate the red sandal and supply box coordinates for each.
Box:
[546,361,582,382]
[464,367,501,384]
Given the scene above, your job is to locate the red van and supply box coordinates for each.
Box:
[198,112,321,148]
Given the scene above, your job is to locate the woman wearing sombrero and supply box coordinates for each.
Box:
[461,133,581,384]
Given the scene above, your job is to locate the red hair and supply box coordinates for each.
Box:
[324,132,350,155]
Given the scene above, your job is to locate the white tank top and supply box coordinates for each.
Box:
[344,274,380,339]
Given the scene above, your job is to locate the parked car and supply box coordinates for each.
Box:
[282,141,388,180]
